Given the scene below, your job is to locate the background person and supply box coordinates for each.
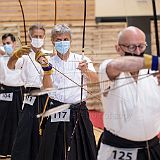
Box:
[0,33,24,159]
[8,24,48,160]
[35,24,98,160]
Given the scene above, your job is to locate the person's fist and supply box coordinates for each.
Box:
[35,51,54,75]
[77,60,88,74]
[14,45,31,58]
[35,51,48,67]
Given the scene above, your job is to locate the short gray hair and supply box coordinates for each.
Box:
[28,24,45,35]
[51,24,72,40]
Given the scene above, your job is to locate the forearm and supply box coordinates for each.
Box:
[111,56,144,72]
[84,70,99,83]
[42,74,53,89]
[107,54,160,80]
[107,56,144,80]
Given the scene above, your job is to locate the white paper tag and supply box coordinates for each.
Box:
[107,147,138,160]
[0,93,13,101]
[51,108,70,122]
[23,95,36,106]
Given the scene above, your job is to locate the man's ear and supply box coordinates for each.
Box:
[13,41,16,49]
[51,38,55,46]
[115,44,124,56]
[115,44,120,52]
[52,41,55,46]
[28,33,32,41]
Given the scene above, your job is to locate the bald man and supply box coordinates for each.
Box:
[97,26,160,160]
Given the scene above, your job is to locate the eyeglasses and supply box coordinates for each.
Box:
[119,43,147,52]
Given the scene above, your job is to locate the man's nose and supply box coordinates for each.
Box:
[135,46,141,55]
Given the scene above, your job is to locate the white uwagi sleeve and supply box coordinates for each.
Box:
[99,59,113,92]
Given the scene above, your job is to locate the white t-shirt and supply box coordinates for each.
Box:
[0,56,24,86]
[99,59,160,141]
[15,49,44,88]
[49,52,96,103]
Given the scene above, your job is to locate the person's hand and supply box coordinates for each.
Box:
[77,60,88,74]
[0,48,5,56]
[35,51,49,67]
[35,51,54,75]
[13,45,31,58]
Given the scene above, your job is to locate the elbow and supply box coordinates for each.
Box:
[7,61,15,70]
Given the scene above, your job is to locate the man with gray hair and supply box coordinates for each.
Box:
[8,24,49,160]
[35,24,98,160]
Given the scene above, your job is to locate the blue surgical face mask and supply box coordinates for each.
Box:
[55,41,70,55]
[3,44,13,56]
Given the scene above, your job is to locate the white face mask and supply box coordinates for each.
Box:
[31,38,44,48]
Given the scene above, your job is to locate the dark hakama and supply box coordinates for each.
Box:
[0,85,24,157]
[11,88,48,160]
[101,129,160,160]
[36,99,97,160]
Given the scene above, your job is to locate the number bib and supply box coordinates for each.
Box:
[0,93,13,101]
[23,95,36,106]
[51,109,70,122]
[107,147,138,160]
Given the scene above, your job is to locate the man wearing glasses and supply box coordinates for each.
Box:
[97,26,160,160]
[118,43,147,57]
